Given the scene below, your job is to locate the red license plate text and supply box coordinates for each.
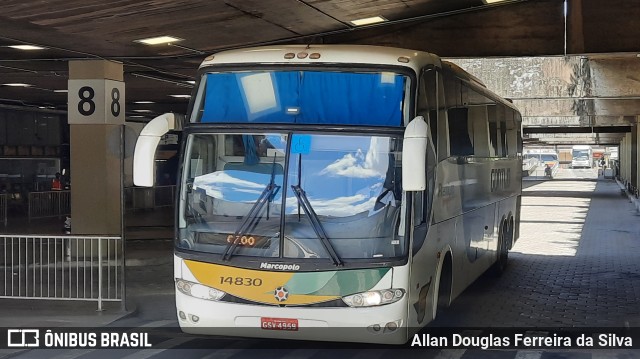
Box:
[261,317,299,331]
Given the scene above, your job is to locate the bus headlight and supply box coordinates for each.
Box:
[342,289,405,307]
[176,279,226,301]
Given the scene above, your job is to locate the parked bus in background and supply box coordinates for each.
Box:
[524,150,559,170]
[571,145,592,169]
[133,45,522,344]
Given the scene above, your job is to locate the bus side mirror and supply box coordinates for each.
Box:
[402,116,428,191]
[133,113,176,187]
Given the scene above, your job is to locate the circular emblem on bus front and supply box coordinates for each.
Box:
[274,286,289,302]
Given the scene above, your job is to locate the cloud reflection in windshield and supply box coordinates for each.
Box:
[319,137,389,179]
[193,171,269,201]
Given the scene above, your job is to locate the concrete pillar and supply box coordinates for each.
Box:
[633,121,638,193]
[619,137,624,180]
[625,133,632,185]
[68,60,125,235]
[631,116,640,194]
[618,135,629,180]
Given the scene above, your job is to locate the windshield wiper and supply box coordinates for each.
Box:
[290,184,343,266]
[222,157,280,261]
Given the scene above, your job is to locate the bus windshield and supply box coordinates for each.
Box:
[190,70,409,127]
[179,132,405,262]
[540,154,558,162]
[572,150,589,158]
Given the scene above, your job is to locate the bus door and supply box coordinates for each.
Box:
[406,66,442,329]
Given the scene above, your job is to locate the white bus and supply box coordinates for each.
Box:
[134,45,522,344]
[571,145,592,169]
[524,150,560,172]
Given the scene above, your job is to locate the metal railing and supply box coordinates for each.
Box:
[125,185,176,211]
[0,235,123,310]
[0,194,6,226]
[28,190,71,222]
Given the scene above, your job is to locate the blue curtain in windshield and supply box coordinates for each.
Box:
[201,71,403,126]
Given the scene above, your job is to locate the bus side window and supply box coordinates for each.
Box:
[493,105,507,157]
[500,120,508,157]
[447,108,474,157]
[464,84,495,158]
[419,68,439,154]
[488,106,499,157]
[422,66,448,161]
[505,108,518,156]
[415,67,441,224]
[425,134,436,222]
[429,110,438,149]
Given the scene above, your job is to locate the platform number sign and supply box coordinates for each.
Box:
[68,79,125,124]
[110,87,121,117]
[77,86,96,116]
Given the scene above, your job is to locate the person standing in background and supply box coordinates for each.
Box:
[51,172,63,191]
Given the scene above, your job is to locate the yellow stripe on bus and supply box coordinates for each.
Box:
[184,260,340,305]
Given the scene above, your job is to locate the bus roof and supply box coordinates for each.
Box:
[441,61,487,88]
[199,44,441,74]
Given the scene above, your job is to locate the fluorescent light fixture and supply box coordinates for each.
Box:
[350,16,387,26]
[53,89,68,93]
[185,80,196,85]
[7,45,47,50]
[133,101,155,104]
[132,109,153,113]
[135,36,183,45]
[483,0,508,3]
[170,94,191,98]
[2,83,32,87]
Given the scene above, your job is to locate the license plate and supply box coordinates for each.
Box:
[261,317,299,331]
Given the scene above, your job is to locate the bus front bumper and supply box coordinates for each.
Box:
[175,292,408,344]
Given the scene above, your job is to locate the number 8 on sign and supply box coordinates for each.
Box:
[111,88,120,117]
[78,86,96,116]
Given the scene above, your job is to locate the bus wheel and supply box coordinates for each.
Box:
[491,220,510,276]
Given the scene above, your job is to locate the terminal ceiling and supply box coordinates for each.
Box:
[0,0,638,145]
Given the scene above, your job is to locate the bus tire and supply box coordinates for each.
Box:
[491,220,510,276]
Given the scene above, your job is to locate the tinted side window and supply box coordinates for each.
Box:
[447,108,473,156]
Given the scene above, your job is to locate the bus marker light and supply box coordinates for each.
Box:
[309,53,321,59]
[397,56,410,63]
[179,311,186,320]
[372,324,381,332]
[284,53,295,59]
[385,321,398,331]
[190,315,200,323]
[297,52,308,59]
